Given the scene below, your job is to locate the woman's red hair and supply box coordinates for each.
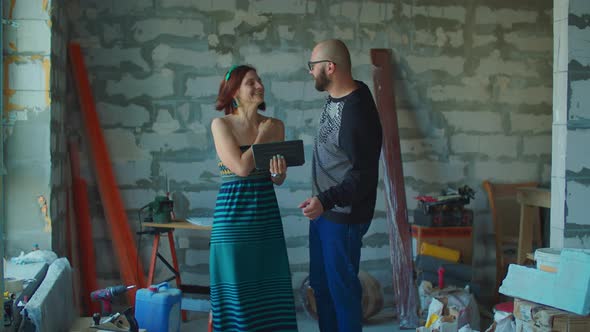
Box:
[215,65,266,115]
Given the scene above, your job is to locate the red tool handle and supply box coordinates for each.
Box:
[438,266,445,289]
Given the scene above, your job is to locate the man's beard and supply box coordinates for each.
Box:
[314,70,330,92]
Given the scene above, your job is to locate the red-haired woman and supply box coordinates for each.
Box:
[209,65,298,331]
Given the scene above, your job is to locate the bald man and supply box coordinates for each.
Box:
[299,39,382,332]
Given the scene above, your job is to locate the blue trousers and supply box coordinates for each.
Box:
[309,216,371,332]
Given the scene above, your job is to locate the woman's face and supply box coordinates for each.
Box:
[235,70,265,108]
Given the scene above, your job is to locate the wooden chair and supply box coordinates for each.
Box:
[482,180,541,302]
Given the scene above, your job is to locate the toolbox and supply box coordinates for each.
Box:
[413,185,474,227]
[413,207,473,227]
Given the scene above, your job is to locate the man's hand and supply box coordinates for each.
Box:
[298,197,324,220]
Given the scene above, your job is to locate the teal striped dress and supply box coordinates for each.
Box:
[210,156,298,332]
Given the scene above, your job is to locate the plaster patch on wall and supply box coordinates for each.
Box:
[498,86,552,105]
[278,26,295,41]
[414,28,463,48]
[565,129,590,173]
[403,159,466,183]
[242,50,307,75]
[505,32,552,52]
[475,7,538,28]
[569,78,590,120]
[563,233,590,249]
[185,76,221,98]
[160,0,237,11]
[111,160,152,186]
[250,0,315,15]
[104,129,150,161]
[473,160,539,182]
[37,195,51,233]
[477,50,538,78]
[568,26,590,67]
[153,109,180,135]
[160,160,219,184]
[106,69,174,99]
[96,102,150,127]
[427,83,489,102]
[401,4,466,23]
[333,25,354,41]
[152,45,217,69]
[208,34,219,47]
[218,10,269,35]
[473,34,497,47]
[86,46,149,72]
[511,113,552,133]
[566,180,590,226]
[570,0,590,16]
[406,55,464,76]
[132,19,205,43]
[140,131,208,152]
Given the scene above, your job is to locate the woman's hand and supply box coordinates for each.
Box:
[269,154,287,185]
[257,118,275,143]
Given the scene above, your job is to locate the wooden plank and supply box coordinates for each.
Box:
[68,141,100,315]
[518,205,537,264]
[371,49,418,328]
[69,43,145,303]
[517,187,551,208]
[143,220,212,231]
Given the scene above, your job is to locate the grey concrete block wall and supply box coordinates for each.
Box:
[2,0,54,256]
[50,0,72,259]
[552,0,590,248]
[64,0,554,307]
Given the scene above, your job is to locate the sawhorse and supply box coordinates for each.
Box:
[139,220,212,322]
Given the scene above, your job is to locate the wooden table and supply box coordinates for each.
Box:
[140,219,212,319]
[516,187,551,264]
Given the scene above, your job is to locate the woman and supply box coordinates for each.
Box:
[209,65,298,331]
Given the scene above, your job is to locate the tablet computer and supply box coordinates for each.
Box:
[252,140,305,170]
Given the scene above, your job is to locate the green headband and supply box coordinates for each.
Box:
[225,65,238,81]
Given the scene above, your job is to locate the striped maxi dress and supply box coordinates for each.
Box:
[209,158,298,332]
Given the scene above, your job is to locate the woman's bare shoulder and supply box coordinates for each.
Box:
[211,116,233,133]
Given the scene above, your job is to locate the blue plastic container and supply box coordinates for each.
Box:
[135,282,182,332]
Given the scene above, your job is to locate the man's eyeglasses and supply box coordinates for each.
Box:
[307,60,334,71]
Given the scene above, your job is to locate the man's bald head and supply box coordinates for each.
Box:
[313,39,351,73]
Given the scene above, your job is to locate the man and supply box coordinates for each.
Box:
[299,39,382,332]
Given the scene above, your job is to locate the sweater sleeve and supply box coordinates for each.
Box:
[316,96,382,211]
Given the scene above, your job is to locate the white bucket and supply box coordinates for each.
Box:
[534,248,561,273]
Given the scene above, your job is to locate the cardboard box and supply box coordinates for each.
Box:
[514,298,590,332]
[411,225,473,264]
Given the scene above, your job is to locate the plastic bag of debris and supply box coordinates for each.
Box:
[418,281,480,331]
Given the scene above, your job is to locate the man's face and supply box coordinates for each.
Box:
[314,65,330,92]
[309,46,333,92]
[309,61,331,92]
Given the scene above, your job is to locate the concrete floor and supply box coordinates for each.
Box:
[180,307,400,331]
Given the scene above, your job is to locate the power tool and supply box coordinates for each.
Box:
[139,196,173,224]
[90,285,135,315]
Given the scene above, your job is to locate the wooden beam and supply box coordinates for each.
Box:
[68,43,146,304]
[68,141,101,315]
[371,49,418,328]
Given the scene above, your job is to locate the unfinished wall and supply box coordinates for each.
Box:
[551,0,590,248]
[67,0,553,305]
[2,0,53,257]
[49,1,73,257]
